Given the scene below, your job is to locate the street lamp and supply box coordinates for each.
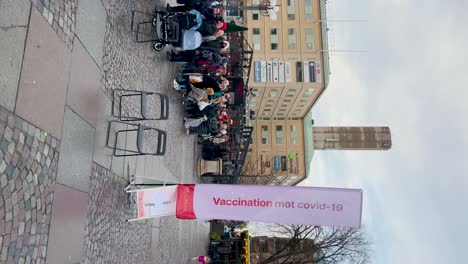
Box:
[259,0,280,21]
[226,0,280,21]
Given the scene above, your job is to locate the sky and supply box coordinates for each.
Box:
[301,0,468,263]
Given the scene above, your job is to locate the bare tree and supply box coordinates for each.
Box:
[256,225,370,264]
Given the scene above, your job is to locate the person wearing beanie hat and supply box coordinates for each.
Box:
[219,21,227,31]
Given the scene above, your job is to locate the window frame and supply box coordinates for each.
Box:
[303,88,315,97]
[281,100,291,107]
[268,89,279,97]
[253,28,261,50]
[261,125,269,144]
[270,28,279,50]
[288,28,297,50]
[290,125,298,144]
[286,89,296,97]
[304,0,314,21]
[287,0,296,20]
[305,28,315,50]
[276,125,284,144]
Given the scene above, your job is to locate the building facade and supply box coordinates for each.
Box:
[241,0,331,185]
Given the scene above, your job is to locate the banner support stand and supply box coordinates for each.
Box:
[123,164,179,192]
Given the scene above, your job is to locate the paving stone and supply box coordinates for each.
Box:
[0,246,7,262]
[8,142,15,155]
[7,115,15,128]
[11,192,18,205]
[8,242,16,257]
[25,135,33,147]
[0,139,9,152]
[39,132,46,143]
[18,222,25,236]
[15,118,23,130]
[16,10,71,138]
[5,164,14,178]
[35,152,41,162]
[5,126,14,141]
[34,129,40,141]
[0,108,8,122]
[0,160,7,174]
[22,120,29,132]
[13,129,21,143]
[32,139,39,150]
[13,167,20,179]
[6,212,13,221]
[56,107,94,192]
[43,145,49,156]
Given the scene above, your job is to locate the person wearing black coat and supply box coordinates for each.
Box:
[192,76,222,91]
[199,37,229,50]
[197,19,221,37]
[167,48,221,65]
[169,0,223,19]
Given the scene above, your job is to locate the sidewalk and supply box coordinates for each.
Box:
[0,0,209,263]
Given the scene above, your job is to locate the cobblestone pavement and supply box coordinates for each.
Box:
[1,0,206,263]
[157,217,210,264]
[100,0,198,180]
[0,105,60,264]
[82,163,152,263]
[31,0,77,48]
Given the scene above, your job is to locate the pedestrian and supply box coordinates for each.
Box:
[191,255,211,263]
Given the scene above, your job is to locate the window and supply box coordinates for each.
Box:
[287,0,296,20]
[288,28,296,50]
[261,126,269,144]
[250,98,257,106]
[253,28,261,50]
[298,100,307,107]
[305,29,315,50]
[290,125,298,144]
[286,89,296,97]
[268,89,279,97]
[296,61,303,82]
[263,109,271,116]
[293,110,301,116]
[276,125,284,144]
[270,28,279,50]
[304,0,313,21]
[253,0,260,20]
[251,88,260,97]
[304,88,315,97]
[265,100,274,107]
[277,110,286,116]
[281,100,291,107]
[226,1,240,17]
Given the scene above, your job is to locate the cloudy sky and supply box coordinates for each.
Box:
[302,0,468,263]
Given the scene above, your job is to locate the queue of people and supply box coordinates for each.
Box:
[166,0,233,146]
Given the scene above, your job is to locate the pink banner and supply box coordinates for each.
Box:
[176,184,363,228]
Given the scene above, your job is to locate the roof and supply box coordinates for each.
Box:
[320,0,331,88]
[298,0,330,184]
[303,111,315,180]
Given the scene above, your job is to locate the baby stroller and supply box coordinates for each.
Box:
[152,9,203,51]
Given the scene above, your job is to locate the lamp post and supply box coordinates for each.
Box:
[225,0,280,21]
